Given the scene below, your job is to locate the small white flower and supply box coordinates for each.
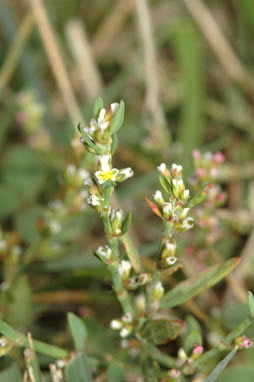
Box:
[165,240,176,253]
[162,202,173,218]
[171,163,182,175]
[49,220,61,234]
[181,189,190,200]
[87,194,103,206]
[118,260,132,279]
[120,326,132,338]
[166,256,178,265]
[152,281,164,300]
[77,168,89,182]
[116,167,134,182]
[181,217,194,230]
[172,178,185,197]
[96,245,112,259]
[122,312,133,323]
[0,338,8,347]
[66,164,76,175]
[153,190,164,206]
[95,155,119,184]
[110,102,119,114]
[98,155,111,172]
[56,360,65,369]
[157,163,167,174]
[110,319,123,330]
[179,208,190,219]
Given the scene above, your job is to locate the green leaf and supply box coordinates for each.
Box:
[77,123,97,150]
[0,320,68,359]
[15,206,43,244]
[184,330,202,354]
[109,100,125,135]
[67,313,87,351]
[186,315,202,334]
[0,363,22,382]
[140,319,184,345]
[173,22,205,166]
[161,257,240,308]
[93,96,104,117]
[65,353,92,382]
[1,145,46,210]
[121,212,132,236]
[187,182,210,208]
[106,361,125,382]
[111,132,118,155]
[248,291,254,318]
[5,276,33,328]
[222,302,254,337]
[206,347,238,382]
[159,175,172,194]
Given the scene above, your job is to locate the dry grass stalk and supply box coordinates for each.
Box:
[65,19,103,101]
[136,0,168,149]
[92,0,136,58]
[182,0,251,88]
[26,0,82,125]
[0,13,34,92]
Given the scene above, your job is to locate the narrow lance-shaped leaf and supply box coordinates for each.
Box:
[161,257,240,309]
[184,330,202,355]
[94,96,104,117]
[67,313,87,352]
[77,123,97,151]
[206,347,238,382]
[121,212,132,236]
[109,100,125,135]
[187,182,211,208]
[111,132,118,155]
[0,320,68,359]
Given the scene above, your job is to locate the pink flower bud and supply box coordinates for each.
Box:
[171,369,181,378]
[213,152,225,165]
[196,168,206,178]
[193,345,204,355]
[192,150,200,159]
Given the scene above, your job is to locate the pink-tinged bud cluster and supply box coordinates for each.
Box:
[170,369,181,378]
[192,150,225,182]
[235,336,253,349]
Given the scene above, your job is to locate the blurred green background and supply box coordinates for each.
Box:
[0,0,253,380]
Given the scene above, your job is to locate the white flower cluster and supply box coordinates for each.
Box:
[110,312,134,338]
[83,103,119,144]
[95,155,133,185]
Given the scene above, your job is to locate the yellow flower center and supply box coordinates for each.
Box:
[100,170,115,181]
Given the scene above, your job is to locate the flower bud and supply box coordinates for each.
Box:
[153,190,164,207]
[138,273,151,285]
[122,312,133,323]
[172,179,185,198]
[162,202,173,219]
[116,168,134,183]
[181,189,190,201]
[95,245,112,262]
[120,325,132,338]
[110,319,123,330]
[162,239,177,258]
[110,209,123,236]
[118,260,132,280]
[178,217,194,231]
[171,163,183,177]
[171,369,181,379]
[152,281,164,301]
[165,256,178,266]
[87,194,104,207]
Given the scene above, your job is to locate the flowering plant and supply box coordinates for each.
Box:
[0,98,253,382]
